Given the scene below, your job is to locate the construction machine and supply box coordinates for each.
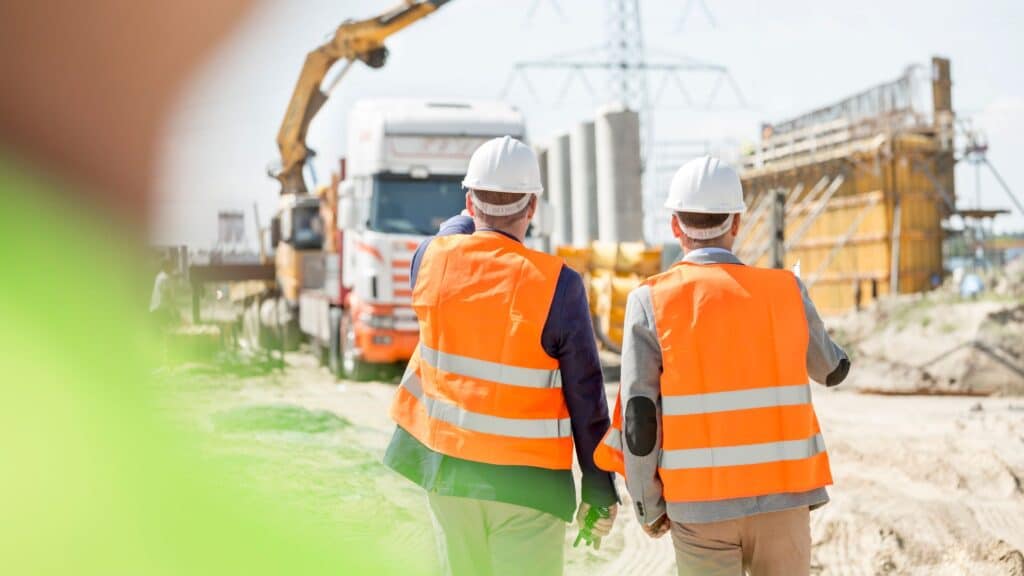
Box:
[251,0,452,375]
[269,0,452,299]
[258,0,551,379]
[272,0,453,197]
[255,1,452,376]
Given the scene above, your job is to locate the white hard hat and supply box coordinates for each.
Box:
[463,136,543,196]
[664,156,746,214]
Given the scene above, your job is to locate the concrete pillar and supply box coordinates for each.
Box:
[548,132,573,248]
[535,145,549,196]
[531,145,551,253]
[570,121,599,246]
[596,104,644,243]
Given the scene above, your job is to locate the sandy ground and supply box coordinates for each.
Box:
[180,354,1024,575]
[827,289,1024,397]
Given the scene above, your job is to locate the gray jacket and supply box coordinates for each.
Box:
[616,247,850,525]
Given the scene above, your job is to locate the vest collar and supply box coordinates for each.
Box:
[682,247,744,266]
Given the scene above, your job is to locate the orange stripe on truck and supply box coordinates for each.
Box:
[355,241,383,262]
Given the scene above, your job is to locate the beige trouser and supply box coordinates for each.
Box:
[427,493,566,576]
[670,507,811,576]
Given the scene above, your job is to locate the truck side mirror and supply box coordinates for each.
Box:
[338,181,359,231]
[533,200,555,237]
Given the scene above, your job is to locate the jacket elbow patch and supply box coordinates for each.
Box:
[625,397,658,456]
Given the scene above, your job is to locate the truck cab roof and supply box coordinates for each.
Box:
[350,99,526,138]
[346,99,528,177]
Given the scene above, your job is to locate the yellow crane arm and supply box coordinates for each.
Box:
[272,0,452,196]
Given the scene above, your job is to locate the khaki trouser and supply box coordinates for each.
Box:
[427,493,566,576]
[670,507,810,576]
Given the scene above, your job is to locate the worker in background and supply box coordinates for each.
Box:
[150,257,178,328]
[384,136,618,576]
[594,156,851,576]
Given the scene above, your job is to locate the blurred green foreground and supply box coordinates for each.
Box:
[0,158,430,575]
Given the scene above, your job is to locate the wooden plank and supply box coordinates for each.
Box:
[783,181,806,208]
[740,179,825,262]
[805,198,880,288]
[785,174,846,251]
[189,263,276,283]
[735,186,782,250]
[788,175,830,220]
[747,174,845,264]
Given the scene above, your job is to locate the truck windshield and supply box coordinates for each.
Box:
[370,176,466,236]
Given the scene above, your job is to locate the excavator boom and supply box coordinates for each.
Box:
[272,0,452,196]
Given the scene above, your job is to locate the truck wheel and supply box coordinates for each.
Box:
[340,310,374,381]
[328,308,343,379]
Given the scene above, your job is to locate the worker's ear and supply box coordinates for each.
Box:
[526,195,538,220]
[670,214,683,239]
[671,214,693,251]
[731,213,741,236]
[465,191,475,217]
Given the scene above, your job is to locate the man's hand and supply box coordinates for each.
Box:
[576,502,618,539]
[640,514,670,539]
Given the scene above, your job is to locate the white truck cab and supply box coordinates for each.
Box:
[334,99,543,376]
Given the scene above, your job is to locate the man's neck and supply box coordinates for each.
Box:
[684,241,733,252]
[473,220,524,243]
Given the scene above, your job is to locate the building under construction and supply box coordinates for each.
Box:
[738,57,956,314]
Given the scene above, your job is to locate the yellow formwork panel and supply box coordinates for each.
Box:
[587,244,660,347]
[618,243,662,277]
[556,245,591,276]
[589,270,613,313]
[612,274,642,306]
[591,241,619,272]
[740,134,951,315]
[590,241,662,276]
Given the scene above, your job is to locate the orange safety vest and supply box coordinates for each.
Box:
[595,262,833,502]
[390,232,573,470]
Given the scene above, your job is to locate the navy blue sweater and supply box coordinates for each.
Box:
[383,215,617,521]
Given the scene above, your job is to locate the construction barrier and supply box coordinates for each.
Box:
[559,242,662,349]
[556,245,591,276]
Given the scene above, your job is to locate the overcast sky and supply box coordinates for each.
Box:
[153,0,1024,248]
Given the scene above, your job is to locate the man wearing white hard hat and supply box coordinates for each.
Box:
[594,156,850,575]
[385,136,618,576]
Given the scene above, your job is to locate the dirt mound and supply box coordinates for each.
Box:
[992,256,1024,299]
[830,294,1024,396]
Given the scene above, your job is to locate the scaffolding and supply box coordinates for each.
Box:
[739,57,956,315]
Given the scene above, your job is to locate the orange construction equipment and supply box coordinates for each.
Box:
[596,262,833,501]
[390,232,573,470]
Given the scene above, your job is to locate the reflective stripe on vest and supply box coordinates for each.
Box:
[399,365,571,439]
[651,262,831,502]
[661,433,825,469]
[663,384,811,416]
[389,232,573,470]
[419,343,562,389]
